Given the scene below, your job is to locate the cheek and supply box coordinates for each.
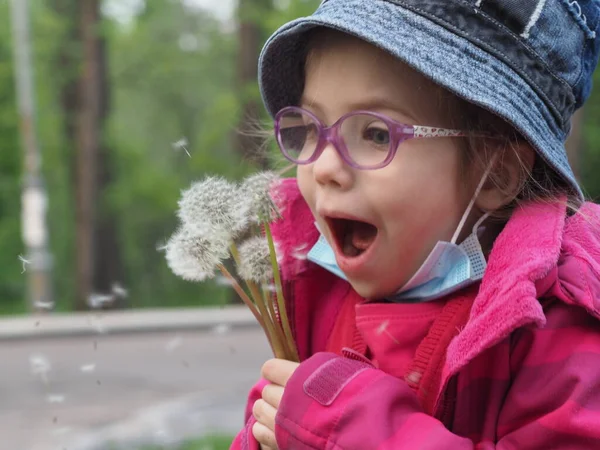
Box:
[296,166,314,206]
[378,145,467,239]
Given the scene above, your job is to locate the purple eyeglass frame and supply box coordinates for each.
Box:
[274,106,468,170]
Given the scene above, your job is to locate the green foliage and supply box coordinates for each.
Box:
[2,0,599,314]
[0,2,26,312]
[138,434,233,450]
[582,68,600,200]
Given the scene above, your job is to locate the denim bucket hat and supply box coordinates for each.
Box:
[258,0,600,198]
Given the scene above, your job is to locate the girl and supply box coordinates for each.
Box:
[233,0,600,448]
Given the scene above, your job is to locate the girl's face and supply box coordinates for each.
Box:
[297,33,478,299]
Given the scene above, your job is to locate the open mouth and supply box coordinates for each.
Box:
[327,218,379,258]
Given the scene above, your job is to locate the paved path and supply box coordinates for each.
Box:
[1,327,270,450]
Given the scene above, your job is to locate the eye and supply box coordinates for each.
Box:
[363,125,390,146]
[305,123,319,141]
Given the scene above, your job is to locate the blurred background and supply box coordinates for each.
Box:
[1,0,599,449]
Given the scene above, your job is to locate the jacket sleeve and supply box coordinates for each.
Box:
[274,352,474,449]
[230,379,269,450]
[274,302,600,450]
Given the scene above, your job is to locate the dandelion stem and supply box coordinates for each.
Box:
[216,265,269,339]
[264,286,292,360]
[249,281,285,358]
[229,243,283,357]
[264,222,299,362]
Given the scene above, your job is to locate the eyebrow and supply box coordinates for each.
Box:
[299,95,419,123]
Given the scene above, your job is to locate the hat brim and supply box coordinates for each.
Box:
[258,0,581,198]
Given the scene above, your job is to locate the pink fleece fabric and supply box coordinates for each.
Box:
[232,179,600,449]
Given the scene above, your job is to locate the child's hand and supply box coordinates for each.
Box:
[252,359,300,450]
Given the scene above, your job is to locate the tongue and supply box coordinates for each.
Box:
[342,221,377,256]
[352,221,377,250]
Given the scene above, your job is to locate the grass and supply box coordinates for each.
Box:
[140,434,233,450]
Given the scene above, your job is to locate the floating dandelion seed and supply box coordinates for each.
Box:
[29,354,51,384]
[237,236,273,283]
[165,335,183,352]
[18,254,31,274]
[215,275,235,287]
[80,364,96,373]
[156,240,169,252]
[165,227,229,282]
[88,315,107,334]
[291,243,309,261]
[87,293,115,309]
[177,177,248,237]
[263,283,277,293]
[212,323,231,335]
[376,320,399,344]
[376,320,389,335]
[46,394,65,404]
[172,137,191,157]
[111,282,128,299]
[34,300,54,311]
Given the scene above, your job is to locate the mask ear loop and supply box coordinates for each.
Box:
[451,153,500,244]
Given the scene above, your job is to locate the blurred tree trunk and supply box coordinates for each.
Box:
[566,108,584,181]
[74,0,122,310]
[235,0,273,169]
[93,21,124,308]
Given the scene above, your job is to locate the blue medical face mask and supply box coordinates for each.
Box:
[306,160,495,303]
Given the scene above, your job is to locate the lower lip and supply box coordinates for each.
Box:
[334,233,380,277]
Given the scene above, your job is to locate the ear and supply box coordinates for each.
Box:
[475,142,535,211]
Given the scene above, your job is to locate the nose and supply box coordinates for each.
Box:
[312,141,354,189]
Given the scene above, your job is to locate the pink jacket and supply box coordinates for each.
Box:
[232,179,600,449]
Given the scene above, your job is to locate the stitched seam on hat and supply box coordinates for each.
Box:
[560,0,597,38]
[384,0,574,123]
[389,0,572,94]
[313,2,565,129]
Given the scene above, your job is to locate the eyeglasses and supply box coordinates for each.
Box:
[274,106,468,170]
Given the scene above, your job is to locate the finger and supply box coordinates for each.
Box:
[253,399,277,431]
[261,359,300,386]
[252,421,277,449]
[262,383,285,409]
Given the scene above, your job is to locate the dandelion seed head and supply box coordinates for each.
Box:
[165,226,229,282]
[177,177,248,236]
[237,236,273,283]
[240,171,283,224]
